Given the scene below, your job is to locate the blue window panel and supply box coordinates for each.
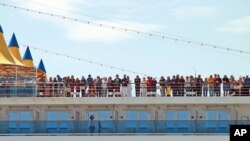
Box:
[219,112,228,128]
[165,112,175,129]
[138,112,150,128]
[177,111,189,120]
[20,111,31,120]
[47,111,57,121]
[59,112,70,129]
[126,111,137,128]
[19,112,31,129]
[99,111,112,130]
[126,111,137,120]
[8,112,18,121]
[8,121,17,129]
[46,112,58,129]
[177,111,189,129]
[99,111,110,120]
[47,121,57,129]
[60,121,69,129]
[205,111,217,128]
[60,112,69,120]
[101,121,111,128]
[165,111,175,120]
[8,112,18,129]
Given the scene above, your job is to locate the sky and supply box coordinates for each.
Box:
[0,0,250,79]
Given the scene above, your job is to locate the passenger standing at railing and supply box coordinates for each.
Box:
[214,74,222,96]
[64,77,71,97]
[70,75,75,96]
[203,78,208,97]
[80,76,86,97]
[243,75,250,96]
[53,77,58,96]
[87,75,94,96]
[184,76,191,93]
[140,77,147,97]
[165,76,171,97]
[189,75,196,95]
[196,75,203,97]
[37,76,45,96]
[48,77,53,96]
[127,76,132,97]
[57,75,64,95]
[222,75,230,96]
[236,77,244,96]
[107,77,113,97]
[113,74,121,97]
[152,78,157,96]
[208,75,214,96]
[179,76,185,96]
[134,75,141,97]
[229,75,236,95]
[101,77,108,97]
[175,75,180,96]
[146,77,153,96]
[159,76,166,96]
[121,75,129,97]
[75,78,80,97]
[96,76,102,97]
[171,76,177,96]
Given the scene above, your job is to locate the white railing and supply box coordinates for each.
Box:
[0,82,250,97]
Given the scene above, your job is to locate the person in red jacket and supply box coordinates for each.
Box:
[147,77,153,93]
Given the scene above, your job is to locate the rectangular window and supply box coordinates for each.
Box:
[86,111,113,131]
[177,111,190,129]
[7,111,32,133]
[125,111,151,130]
[46,111,70,131]
[205,111,229,129]
[165,111,175,129]
[205,111,217,128]
[165,110,190,129]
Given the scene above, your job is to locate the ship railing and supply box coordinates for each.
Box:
[0,120,249,134]
[0,82,250,97]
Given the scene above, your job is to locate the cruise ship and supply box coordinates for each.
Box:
[0,24,249,141]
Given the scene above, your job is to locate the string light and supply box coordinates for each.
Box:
[1,2,250,56]
[21,45,149,77]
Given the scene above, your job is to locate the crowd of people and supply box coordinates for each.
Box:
[37,74,250,97]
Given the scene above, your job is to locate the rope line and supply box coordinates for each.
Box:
[20,44,149,77]
[1,2,250,56]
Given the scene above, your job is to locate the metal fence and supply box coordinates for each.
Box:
[0,82,250,97]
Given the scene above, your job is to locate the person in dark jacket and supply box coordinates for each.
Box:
[134,75,141,97]
[196,75,203,97]
[107,77,113,97]
[159,76,166,96]
[113,74,121,96]
[152,78,157,96]
[80,76,87,97]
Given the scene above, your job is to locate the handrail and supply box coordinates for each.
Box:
[0,82,249,97]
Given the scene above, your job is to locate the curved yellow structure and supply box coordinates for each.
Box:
[0,26,15,65]
[0,26,24,66]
